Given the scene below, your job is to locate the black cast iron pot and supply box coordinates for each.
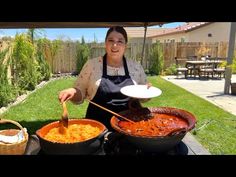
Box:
[36,119,107,155]
[110,107,197,153]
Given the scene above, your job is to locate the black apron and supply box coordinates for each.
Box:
[86,54,134,130]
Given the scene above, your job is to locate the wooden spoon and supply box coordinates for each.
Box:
[59,101,69,134]
[165,127,187,136]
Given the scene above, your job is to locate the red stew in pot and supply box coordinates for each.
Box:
[118,113,188,137]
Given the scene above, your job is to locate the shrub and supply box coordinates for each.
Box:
[35,38,52,81]
[11,34,39,91]
[220,54,236,74]
[232,55,236,74]
[76,39,90,73]
[37,53,51,81]
[0,48,16,107]
[149,41,164,75]
[164,64,177,75]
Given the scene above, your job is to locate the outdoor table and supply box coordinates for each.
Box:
[186,60,223,78]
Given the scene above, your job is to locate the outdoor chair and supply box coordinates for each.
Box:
[213,68,225,78]
[213,57,226,79]
[199,61,214,79]
[186,55,198,77]
[187,56,198,60]
[175,57,188,78]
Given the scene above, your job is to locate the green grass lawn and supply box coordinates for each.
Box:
[1,76,236,154]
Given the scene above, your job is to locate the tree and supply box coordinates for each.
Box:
[35,38,52,81]
[81,36,85,44]
[76,41,90,73]
[27,28,45,45]
[149,41,164,75]
[48,39,61,73]
[93,33,98,43]
[11,34,39,91]
[0,47,15,107]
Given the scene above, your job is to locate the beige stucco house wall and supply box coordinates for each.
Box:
[151,22,231,43]
[128,37,152,44]
[151,33,186,43]
[187,22,230,42]
[125,27,166,44]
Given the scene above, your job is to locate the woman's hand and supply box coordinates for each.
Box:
[58,88,77,103]
[139,98,151,103]
[138,82,152,102]
[146,82,152,89]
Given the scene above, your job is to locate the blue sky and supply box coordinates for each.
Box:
[0,22,185,42]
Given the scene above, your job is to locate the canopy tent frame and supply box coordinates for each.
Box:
[224,22,236,94]
[0,21,164,65]
[0,22,166,29]
[1,21,234,94]
[141,23,148,65]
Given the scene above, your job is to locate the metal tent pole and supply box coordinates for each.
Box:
[224,22,236,94]
[141,23,148,66]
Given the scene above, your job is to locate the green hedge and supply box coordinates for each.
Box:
[0,48,16,107]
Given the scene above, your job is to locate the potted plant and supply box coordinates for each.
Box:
[220,52,236,95]
[231,82,236,95]
[230,53,236,95]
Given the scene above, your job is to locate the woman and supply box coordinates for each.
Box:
[58,26,147,130]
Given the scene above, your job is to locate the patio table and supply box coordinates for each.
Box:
[186,60,223,78]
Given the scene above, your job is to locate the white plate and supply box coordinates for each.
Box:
[120,85,162,99]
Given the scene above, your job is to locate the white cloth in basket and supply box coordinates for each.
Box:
[0,128,27,144]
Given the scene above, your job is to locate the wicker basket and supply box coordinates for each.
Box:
[0,119,28,155]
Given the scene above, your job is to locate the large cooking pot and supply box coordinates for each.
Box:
[110,107,196,153]
[36,119,107,154]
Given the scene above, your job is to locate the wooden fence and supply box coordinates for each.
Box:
[52,42,229,73]
[0,40,229,73]
[52,42,166,73]
[164,42,228,69]
[52,42,77,73]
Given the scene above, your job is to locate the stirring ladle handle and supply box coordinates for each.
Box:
[87,100,134,123]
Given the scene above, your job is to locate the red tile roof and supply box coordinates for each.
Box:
[125,22,211,38]
[124,27,168,38]
[149,22,211,38]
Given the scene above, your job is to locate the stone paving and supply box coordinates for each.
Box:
[162,74,236,116]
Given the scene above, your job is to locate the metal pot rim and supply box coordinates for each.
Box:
[110,106,197,139]
[36,118,107,144]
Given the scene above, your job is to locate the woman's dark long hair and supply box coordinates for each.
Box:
[105,26,128,43]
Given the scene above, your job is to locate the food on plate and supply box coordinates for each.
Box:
[44,124,101,143]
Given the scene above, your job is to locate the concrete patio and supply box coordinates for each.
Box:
[162,74,236,116]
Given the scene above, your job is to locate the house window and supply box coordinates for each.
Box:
[208,33,212,37]
[170,39,175,43]
[181,37,185,42]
